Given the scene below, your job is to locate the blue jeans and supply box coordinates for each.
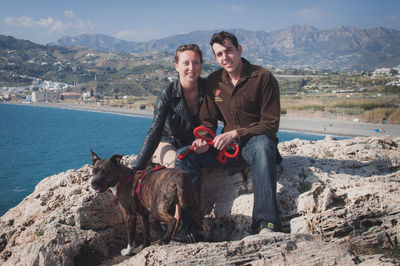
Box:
[175,135,281,230]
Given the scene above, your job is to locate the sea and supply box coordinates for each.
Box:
[0,103,348,216]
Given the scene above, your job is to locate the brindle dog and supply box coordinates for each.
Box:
[90,150,210,256]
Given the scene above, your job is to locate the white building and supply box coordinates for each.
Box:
[372,68,391,78]
[32,91,58,102]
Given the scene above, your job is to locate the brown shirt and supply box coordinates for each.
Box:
[200,58,280,143]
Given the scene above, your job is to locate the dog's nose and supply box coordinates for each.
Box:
[91,180,102,193]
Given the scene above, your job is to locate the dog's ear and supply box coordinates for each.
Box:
[110,154,123,165]
[91,149,101,165]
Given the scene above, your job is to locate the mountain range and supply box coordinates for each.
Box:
[55,25,400,71]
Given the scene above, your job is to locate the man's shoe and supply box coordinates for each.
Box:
[259,227,275,235]
[254,220,276,235]
[173,225,204,243]
[183,231,204,243]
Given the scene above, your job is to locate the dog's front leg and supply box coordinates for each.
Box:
[121,214,137,256]
[136,214,150,251]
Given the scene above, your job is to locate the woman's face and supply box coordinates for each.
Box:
[174,50,202,85]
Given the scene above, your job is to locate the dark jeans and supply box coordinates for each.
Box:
[175,135,281,230]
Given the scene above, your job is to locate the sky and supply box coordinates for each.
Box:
[1,0,399,45]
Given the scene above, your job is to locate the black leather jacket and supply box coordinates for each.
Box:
[133,77,205,170]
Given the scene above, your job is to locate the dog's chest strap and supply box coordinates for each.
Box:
[134,166,166,215]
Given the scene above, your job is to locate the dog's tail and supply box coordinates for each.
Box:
[200,218,211,241]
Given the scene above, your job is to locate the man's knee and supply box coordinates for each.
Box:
[245,135,276,158]
[240,135,280,167]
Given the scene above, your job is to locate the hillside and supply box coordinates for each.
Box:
[2,29,400,125]
[56,25,400,71]
[0,35,183,95]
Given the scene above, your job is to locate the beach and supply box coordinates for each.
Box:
[280,116,400,137]
[5,101,400,138]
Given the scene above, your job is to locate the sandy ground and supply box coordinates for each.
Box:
[4,102,400,137]
[280,116,400,137]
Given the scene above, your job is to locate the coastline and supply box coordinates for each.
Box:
[3,101,400,137]
[280,116,400,137]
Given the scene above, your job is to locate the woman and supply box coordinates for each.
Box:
[133,44,205,170]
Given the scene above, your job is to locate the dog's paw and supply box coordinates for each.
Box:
[139,241,150,250]
[120,243,136,256]
[158,239,170,245]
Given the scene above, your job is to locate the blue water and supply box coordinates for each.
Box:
[0,103,347,215]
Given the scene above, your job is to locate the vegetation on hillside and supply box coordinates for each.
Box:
[1,34,399,124]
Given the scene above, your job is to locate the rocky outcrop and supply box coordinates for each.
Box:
[0,136,399,265]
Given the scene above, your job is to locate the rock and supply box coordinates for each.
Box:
[0,165,128,266]
[0,137,399,265]
[119,233,357,265]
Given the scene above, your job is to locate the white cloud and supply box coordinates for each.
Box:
[230,5,242,12]
[294,7,324,20]
[386,15,398,21]
[115,29,161,42]
[39,17,72,34]
[4,16,34,27]
[64,10,75,18]
[216,5,242,12]
[37,17,56,28]
[116,30,140,39]
[75,19,94,30]
[4,15,93,35]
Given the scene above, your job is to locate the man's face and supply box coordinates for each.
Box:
[212,39,242,74]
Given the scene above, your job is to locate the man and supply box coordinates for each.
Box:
[175,31,282,234]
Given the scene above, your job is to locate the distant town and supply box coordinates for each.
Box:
[1,44,400,125]
[1,66,399,104]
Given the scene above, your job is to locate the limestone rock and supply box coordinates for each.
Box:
[119,233,357,265]
[0,136,399,265]
[0,165,127,265]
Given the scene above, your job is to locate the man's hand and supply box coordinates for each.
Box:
[192,138,209,154]
[213,130,238,150]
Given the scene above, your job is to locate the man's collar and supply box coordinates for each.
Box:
[221,58,252,83]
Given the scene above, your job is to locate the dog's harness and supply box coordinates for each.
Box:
[116,165,165,215]
[177,126,239,164]
[116,165,166,197]
[134,166,165,214]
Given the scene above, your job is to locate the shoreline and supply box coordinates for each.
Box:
[3,101,400,137]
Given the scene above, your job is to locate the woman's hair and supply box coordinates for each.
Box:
[174,44,203,64]
[209,31,239,49]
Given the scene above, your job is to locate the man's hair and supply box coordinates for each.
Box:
[174,44,203,64]
[209,31,239,49]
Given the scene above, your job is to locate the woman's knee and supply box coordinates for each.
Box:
[154,142,177,167]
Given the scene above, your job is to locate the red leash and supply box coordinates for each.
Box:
[177,126,239,164]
